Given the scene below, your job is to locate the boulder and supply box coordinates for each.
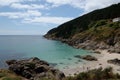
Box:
[107,58,120,66]
[74,55,97,61]
[81,55,97,61]
[6,57,65,80]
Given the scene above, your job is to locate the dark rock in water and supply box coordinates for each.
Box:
[74,55,81,58]
[50,63,57,67]
[6,57,65,80]
[75,62,79,64]
[107,58,120,66]
[81,55,97,61]
[74,55,97,61]
[68,58,72,60]
[59,62,64,64]
[78,60,81,62]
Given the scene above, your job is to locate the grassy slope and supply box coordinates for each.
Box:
[45,3,120,39]
[71,20,120,44]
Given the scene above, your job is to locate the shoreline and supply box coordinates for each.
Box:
[0,49,120,77]
[0,46,120,77]
[60,50,120,76]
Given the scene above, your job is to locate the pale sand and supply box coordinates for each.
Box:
[61,50,120,76]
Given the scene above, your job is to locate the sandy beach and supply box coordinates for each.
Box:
[61,50,120,76]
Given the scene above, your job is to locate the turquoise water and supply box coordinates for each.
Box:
[0,35,92,69]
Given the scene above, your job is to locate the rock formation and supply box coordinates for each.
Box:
[107,58,120,66]
[6,57,65,80]
[74,55,97,61]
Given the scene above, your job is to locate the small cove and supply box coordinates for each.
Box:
[0,35,93,69]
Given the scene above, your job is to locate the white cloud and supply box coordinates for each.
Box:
[0,10,72,24]
[0,0,21,6]
[0,0,119,25]
[81,0,120,12]
[0,0,41,6]
[46,0,70,6]
[0,0,119,12]
[11,3,49,10]
[0,10,42,19]
[45,0,120,13]
[23,17,73,24]
[45,0,82,8]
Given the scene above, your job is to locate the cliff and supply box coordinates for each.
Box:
[44,3,120,53]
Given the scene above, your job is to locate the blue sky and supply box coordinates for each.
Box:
[0,0,119,35]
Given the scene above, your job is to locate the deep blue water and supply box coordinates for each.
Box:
[0,35,92,69]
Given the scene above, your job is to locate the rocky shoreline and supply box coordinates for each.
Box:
[0,52,120,80]
[44,35,120,54]
[6,57,65,80]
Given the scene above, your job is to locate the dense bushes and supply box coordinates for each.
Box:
[64,67,120,80]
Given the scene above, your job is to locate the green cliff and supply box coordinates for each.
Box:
[45,3,120,53]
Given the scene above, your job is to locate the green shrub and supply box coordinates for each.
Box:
[65,67,120,80]
[94,20,107,28]
[0,73,6,78]
[2,77,22,80]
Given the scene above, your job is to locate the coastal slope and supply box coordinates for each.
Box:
[44,3,120,53]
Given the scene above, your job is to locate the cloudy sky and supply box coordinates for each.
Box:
[0,0,119,35]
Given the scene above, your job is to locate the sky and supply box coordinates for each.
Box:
[0,0,119,35]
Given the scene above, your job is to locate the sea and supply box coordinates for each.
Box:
[0,35,92,69]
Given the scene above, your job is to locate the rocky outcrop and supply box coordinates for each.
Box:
[107,58,120,66]
[108,42,120,53]
[74,55,97,61]
[45,32,120,53]
[6,57,65,80]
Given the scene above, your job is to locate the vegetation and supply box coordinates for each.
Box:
[64,67,120,80]
[72,20,120,42]
[0,69,23,80]
[45,3,120,39]
[1,67,120,80]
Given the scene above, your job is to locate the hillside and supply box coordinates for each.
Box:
[44,3,120,53]
[45,3,120,39]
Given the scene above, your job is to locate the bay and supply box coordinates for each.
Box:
[0,35,92,69]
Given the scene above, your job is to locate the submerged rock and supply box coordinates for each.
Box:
[81,55,97,61]
[74,55,81,58]
[50,63,57,67]
[6,57,65,80]
[74,55,97,61]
